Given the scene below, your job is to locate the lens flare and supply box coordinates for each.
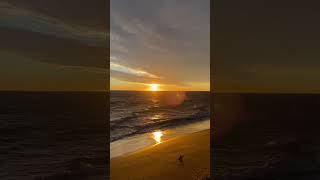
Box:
[163,91,186,107]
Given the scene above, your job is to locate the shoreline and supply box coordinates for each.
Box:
[111,129,210,180]
[110,119,210,158]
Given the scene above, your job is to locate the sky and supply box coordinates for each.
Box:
[213,0,320,93]
[2,0,317,93]
[0,0,108,91]
[110,0,210,91]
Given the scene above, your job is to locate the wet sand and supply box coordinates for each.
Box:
[110,130,210,180]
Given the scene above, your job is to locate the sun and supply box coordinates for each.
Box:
[149,84,159,91]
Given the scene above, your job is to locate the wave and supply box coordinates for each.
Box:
[33,156,107,180]
[215,135,320,180]
[110,110,210,142]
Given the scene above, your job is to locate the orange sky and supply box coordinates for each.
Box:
[110,0,210,91]
[111,78,209,91]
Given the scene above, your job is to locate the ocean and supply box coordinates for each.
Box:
[0,91,210,179]
[110,91,210,157]
[0,92,108,180]
[213,94,320,180]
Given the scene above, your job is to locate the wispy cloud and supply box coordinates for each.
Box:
[110,0,210,90]
[0,1,107,69]
[111,14,168,52]
[110,59,192,86]
[0,2,107,46]
[111,62,160,79]
[0,1,108,91]
[111,0,209,54]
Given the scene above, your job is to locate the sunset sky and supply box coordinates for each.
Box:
[110,0,210,91]
[0,0,108,91]
[213,0,320,93]
[3,0,318,93]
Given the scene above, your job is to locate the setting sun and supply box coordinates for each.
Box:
[149,84,159,91]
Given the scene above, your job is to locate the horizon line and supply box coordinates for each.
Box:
[1,90,320,94]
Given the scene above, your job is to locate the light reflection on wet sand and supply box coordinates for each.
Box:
[110,119,210,158]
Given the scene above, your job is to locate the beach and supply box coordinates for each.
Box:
[110,129,210,180]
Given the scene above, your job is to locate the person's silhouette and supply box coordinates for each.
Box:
[178,154,184,164]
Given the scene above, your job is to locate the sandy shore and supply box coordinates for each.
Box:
[110,130,210,180]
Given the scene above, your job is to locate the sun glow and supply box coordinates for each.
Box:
[149,84,159,91]
[152,131,163,143]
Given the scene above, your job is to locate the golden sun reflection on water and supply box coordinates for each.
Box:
[152,131,163,143]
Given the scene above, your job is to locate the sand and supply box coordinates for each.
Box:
[110,130,210,180]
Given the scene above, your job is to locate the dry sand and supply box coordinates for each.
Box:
[110,130,210,180]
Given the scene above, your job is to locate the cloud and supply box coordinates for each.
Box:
[110,0,210,90]
[46,63,108,75]
[111,62,160,79]
[0,51,107,91]
[110,61,191,86]
[0,28,107,68]
[0,2,107,47]
[6,0,109,30]
[110,70,158,84]
[111,0,210,54]
[111,14,167,52]
[0,1,108,69]
[0,0,108,91]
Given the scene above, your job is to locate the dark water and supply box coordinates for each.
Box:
[213,94,320,180]
[111,91,210,142]
[0,92,108,180]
